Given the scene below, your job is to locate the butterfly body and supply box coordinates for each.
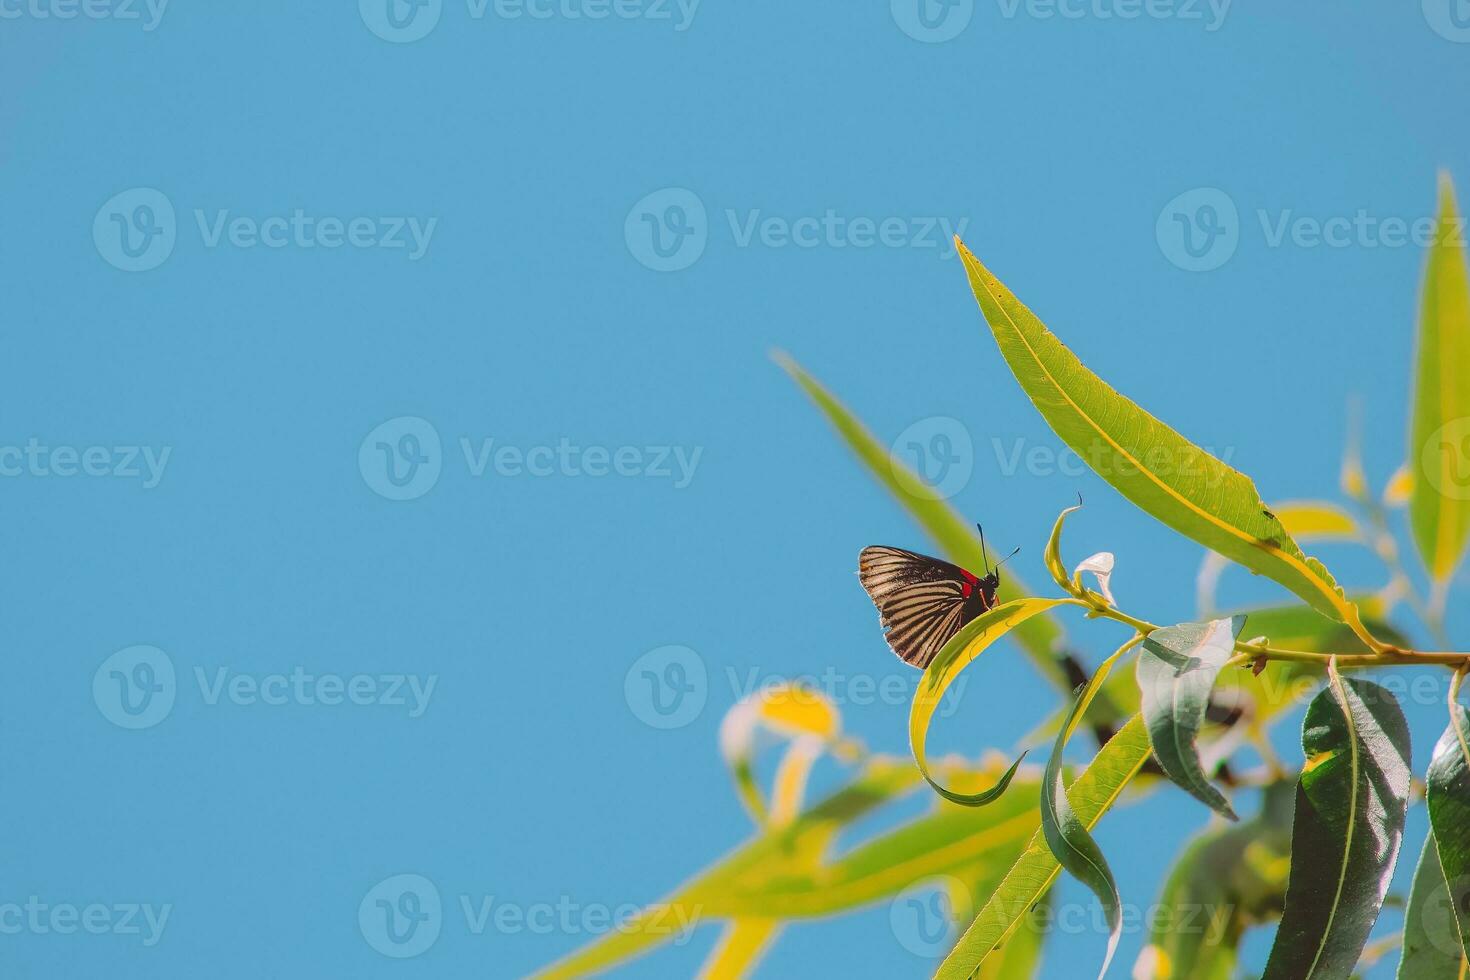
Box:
[858,545,1000,669]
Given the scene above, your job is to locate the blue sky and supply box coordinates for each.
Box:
[1,2,1468,977]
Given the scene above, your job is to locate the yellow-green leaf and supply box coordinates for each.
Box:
[911,598,1068,804]
[935,715,1153,979]
[1196,501,1359,615]
[956,243,1379,650]
[1409,172,1470,590]
[776,353,1077,695]
[698,920,779,979]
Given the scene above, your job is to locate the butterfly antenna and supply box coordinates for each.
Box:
[994,546,1021,587]
[976,524,990,574]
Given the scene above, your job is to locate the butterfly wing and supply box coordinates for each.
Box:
[859,546,986,669]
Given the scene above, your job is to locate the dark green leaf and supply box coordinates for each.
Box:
[1136,617,1246,819]
[1398,836,1470,978]
[1425,703,1470,962]
[1262,672,1412,979]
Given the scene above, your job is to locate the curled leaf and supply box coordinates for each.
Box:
[936,715,1153,979]
[1135,617,1246,820]
[910,598,1067,805]
[1040,638,1140,979]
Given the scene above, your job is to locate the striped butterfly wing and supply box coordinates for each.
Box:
[859,546,986,669]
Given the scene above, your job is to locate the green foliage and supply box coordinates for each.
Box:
[536,173,1470,980]
[1424,703,1470,963]
[1409,174,1470,605]
[1138,780,1295,980]
[1136,618,1246,820]
[1262,673,1412,978]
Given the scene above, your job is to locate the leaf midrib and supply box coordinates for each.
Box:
[966,255,1349,623]
[1305,667,1361,978]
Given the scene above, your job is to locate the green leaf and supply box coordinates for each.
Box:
[1262,670,1412,979]
[955,243,1378,649]
[1136,617,1247,820]
[1197,500,1361,615]
[1398,836,1470,978]
[1425,702,1470,962]
[1137,779,1295,980]
[1409,173,1470,591]
[911,598,1068,805]
[698,920,779,979]
[978,888,1052,980]
[1041,641,1139,980]
[775,353,1081,698]
[936,715,1153,980]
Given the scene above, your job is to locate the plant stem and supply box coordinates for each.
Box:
[1055,597,1470,670]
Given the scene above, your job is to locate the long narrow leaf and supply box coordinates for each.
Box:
[956,242,1378,648]
[1261,669,1412,979]
[776,354,1080,697]
[910,598,1067,804]
[1135,617,1246,819]
[697,920,780,979]
[1041,640,1139,979]
[1409,173,1470,595]
[936,715,1153,979]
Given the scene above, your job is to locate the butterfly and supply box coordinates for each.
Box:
[858,527,1018,669]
